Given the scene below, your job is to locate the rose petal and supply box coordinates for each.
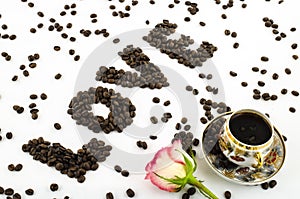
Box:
[147,172,181,192]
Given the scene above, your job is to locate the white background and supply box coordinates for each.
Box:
[0,0,299,198]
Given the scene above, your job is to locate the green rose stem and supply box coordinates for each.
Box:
[188,176,219,199]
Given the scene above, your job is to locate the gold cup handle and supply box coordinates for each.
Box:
[253,152,263,168]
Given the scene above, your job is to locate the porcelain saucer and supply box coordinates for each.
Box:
[201,111,286,185]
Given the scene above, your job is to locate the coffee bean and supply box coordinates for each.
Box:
[149,135,157,140]
[106,192,114,199]
[29,63,37,68]
[181,117,188,124]
[15,164,23,171]
[292,55,299,60]
[290,27,296,32]
[289,107,296,113]
[4,188,14,195]
[8,164,15,171]
[275,36,281,41]
[37,11,44,17]
[252,67,259,72]
[40,93,47,100]
[184,17,190,22]
[150,116,158,124]
[281,88,287,94]
[6,132,13,139]
[261,56,269,62]
[0,186,5,195]
[74,55,80,61]
[233,43,239,49]
[152,97,160,103]
[54,46,61,51]
[241,82,248,87]
[192,138,199,147]
[31,113,38,120]
[71,10,77,15]
[126,188,135,197]
[221,14,227,19]
[163,100,170,106]
[231,32,237,38]
[192,89,199,95]
[200,117,208,124]
[229,71,237,77]
[113,38,120,44]
[260,69,267,74]
[121,170,129,177]
[258,81,265,87]
[114,165,122,173]
[242,3,247,8]
[184,125,191,131]
[261,182,269,190]
[199,21,206,26]
[291,43,298,49]
[182,193,190,199]
[285,68,291,75]
[25,189,34,195]
[30,94,38,99]
[54,73,62,80]
[272,73,279,80]
[291,90,299,96]
[12,75,18,81]
[269,180,277,188]
[54,123,61,130]
[30,28,36,33]
[50,183,59,192]
[280,32,286,38]
[225,29,230,35]
[224,191,231,199]
[69,49,75,55]
[186,85,193,91]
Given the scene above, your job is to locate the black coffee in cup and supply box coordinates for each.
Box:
[229,113,272,145]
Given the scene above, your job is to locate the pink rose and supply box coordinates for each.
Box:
[145,140,218,199]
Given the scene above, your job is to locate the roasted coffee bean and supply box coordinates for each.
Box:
[199,21,206,26]
[30,28,36,33]
[74,55,80,61]
[29,63,37,68]
[30,94,38,99]
[184,17,190,22]
[0,186,4,194]
[231,32,237,38]
[192,89,199,95]
[200,117,208,124]
[275,36,281,41]
[292,55,299,60]
[54,46,61,51]
[290,27,296,32]
[31,113,38,120]
[152,97,160,103]
[163,100,170,106]
[233,43,239,49]
[269,180,277,188]
[6,132,13,139]
[114,165,122,173]
[54,123,61,130]
[224,191,231,199]
[113,38,120,44]
[14,164,23,171]
[252,67,259,72]
[280,32,286,38]
[186,85,193,91]
[221,14,227,19]
[260,69,267,74]
[50,183,59,192]
[181,117,188,124]
[258,81,265,87]
[37,11,44,17]
[225,29,230,35]
[283,135,287,141]
[69,49,75,55]
[149,135,157,140]
[55,73,62,79]
[150,116,158,124]
[126,188,135,197]
[291,43,298,49]
[285,68,291,75]
[106,192,114,199]
[121,170,129,177]
[289,107,296,113]
[241,82,248,87]
[281,88,288,94]
[175,123,181,130]
[25,188,34,195]
[272,73,279,80]
[40,93,47,100]
[291,90,299,96]
[184,125,191,131]
[182,193,190,199]
[229,71,237,77]
[187,187,196,195]
[261,182,269,190]
[12,75,18,81]
[4,188,14,195]
[8,164,15,171]
[261,56,269,62]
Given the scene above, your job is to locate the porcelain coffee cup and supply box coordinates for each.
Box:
[218,109,274,168]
